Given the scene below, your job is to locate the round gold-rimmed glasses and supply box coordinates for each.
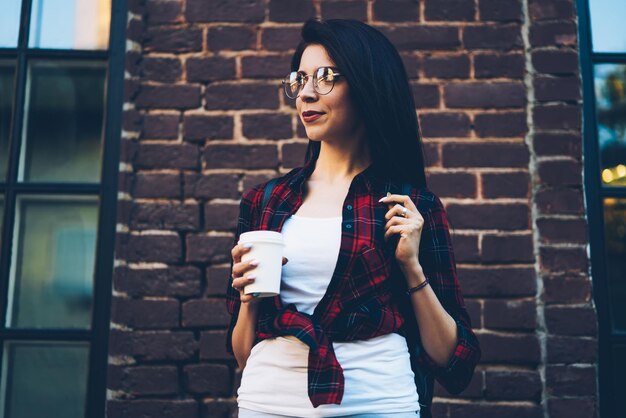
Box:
[281,66,343,99]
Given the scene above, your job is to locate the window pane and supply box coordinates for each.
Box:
[595,64,626,187]
[0,60,16,181]
[0,341,88,418]
[7,194,98,329]
[612,345,626,413]
[590,0,626,53]
[29,0,111,50]
[0,195,4,248]
[20,60,106,183]
[604,198,626,331]
[0,0,21,48]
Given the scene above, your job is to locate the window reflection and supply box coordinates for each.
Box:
[612,345,626,413]
[29,0,111,50]
[7,194,98,329]
[590,0,626,53]
[595,64,626,187]
[0,341,88,418]
[604,198,626,331]
[0,61,15,181]
[20,60,106,183]
[0,195,4,248]
[0,0,21,48]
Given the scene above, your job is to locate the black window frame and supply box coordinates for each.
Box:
[0,0,126,416]
[577,0,626,416]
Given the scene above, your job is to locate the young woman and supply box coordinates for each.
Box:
[226,19,480,418]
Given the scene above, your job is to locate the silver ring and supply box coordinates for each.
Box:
[401,207,408,217]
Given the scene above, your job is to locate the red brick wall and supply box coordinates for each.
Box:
[108,0,597,417]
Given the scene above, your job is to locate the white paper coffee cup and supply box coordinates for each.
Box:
[238,230,284,297]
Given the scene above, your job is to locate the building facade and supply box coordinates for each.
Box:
[0,0,624,417]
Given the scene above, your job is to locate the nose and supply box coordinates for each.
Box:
[299,75,318,102]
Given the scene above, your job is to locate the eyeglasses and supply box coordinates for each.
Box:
[282,66,343,99]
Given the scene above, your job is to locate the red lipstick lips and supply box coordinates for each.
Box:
[302,110,325,123]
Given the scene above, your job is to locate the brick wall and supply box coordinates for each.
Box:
[108,0,597,417]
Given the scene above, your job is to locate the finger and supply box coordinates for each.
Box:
[240,294,259,304]
[379,194,417,212]
[231,243,253,263]
[390,215,423,229]
[384,216,409,230]
[232,275,256,290]
[232,258,259,278]
[384,224,403,242]
[385,204,410,219]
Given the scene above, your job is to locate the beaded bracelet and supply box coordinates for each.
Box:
[406,277,429,295]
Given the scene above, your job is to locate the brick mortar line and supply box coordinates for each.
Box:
[520,1,549,417]
[427,167,528,171]
[117,192,132,201]
[155,21,524,29]
[538,242,588,249]
[416,108,528,114]
[455,263,545,268]
[543,302,595,309]
[463,231,534,235]
[432,398,541,406]
[534,155,582,161]
[437,197,533,203]
[478,364,554,371]
[531,45,579,52]
[139,109,181,115]
[535,214,589,220]
[123,263,180,269]
[194,168,278,173]
[412,137,528,142]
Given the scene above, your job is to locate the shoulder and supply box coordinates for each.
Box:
[241,166,303,206]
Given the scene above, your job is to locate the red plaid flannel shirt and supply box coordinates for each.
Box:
[226,158,481,408]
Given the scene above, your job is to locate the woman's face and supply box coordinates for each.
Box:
[295,44,363,144]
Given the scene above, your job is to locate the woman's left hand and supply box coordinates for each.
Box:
[380,194,424,273]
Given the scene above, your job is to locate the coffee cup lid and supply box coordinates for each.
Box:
[238,230,284,245]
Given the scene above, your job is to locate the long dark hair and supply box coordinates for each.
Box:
[292,18,427,189]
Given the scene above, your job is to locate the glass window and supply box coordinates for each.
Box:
[0,0,21,48]
[0,194,4,238]
[589,0,626,53]
[29,0,111,50]
[604,198,626,331]
[0,60,16,181]
[595,64,626,187]
[7,194,98,329]
[0,341,89,418]
[20,60,106,183]
[0,0,118,415]
[612,345,626,413]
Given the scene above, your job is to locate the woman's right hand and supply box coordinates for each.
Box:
[231,244,261,305]
[230,244,288,304]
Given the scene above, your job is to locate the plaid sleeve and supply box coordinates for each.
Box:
[417,192,481,394]
[225,184,262,355]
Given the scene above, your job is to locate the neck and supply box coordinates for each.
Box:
[310,139,371,185]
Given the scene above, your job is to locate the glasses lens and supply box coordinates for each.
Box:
[284,72,302,98]
[314,67,336,95]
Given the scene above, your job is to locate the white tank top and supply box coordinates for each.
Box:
[237,214,420,416]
